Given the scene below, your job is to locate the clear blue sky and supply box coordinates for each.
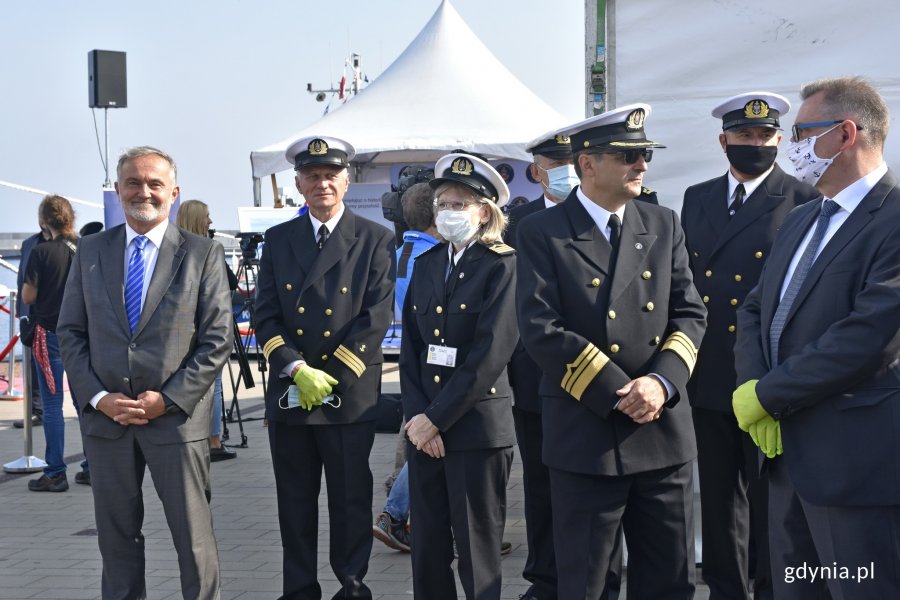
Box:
[0,0,584,233]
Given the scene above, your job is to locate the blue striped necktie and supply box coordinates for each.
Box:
[769,199,841,365]
[125,235,148,334]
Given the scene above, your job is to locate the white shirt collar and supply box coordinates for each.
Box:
[831,161,888,214]
[727,164,774,206]
[543,194,558,209]
[125,219,168,248]
[576,186,626,241]
[309,204,346,238]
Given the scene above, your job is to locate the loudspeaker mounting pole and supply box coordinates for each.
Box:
[104,107,111,187]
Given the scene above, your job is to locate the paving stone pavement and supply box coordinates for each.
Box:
[0,359,710,599]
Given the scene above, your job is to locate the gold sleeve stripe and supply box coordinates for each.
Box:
[561,343,610,400]
[334,345,366,378]
[262,336,285,361]
[661,331,699,374]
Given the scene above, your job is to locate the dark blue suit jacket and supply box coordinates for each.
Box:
[735,169,900,506]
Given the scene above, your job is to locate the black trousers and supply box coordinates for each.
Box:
[550,462,696,600]
[268,420,375,600]
[408,444,513,600]
[768,456,900,600]
[692,407,771,600]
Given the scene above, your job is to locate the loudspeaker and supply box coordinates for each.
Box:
[88,50,127,108]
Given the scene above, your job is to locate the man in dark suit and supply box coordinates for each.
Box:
[682,92,819,600]
[254,136,394,599]
[505,131,573,600]
[517,104,707,599]
[57,146,233,600]
[734,76,900,599]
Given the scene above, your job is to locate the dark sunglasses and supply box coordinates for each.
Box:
[592,148,654,164]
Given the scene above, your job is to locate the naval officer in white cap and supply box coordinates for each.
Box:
[515,104,707,599]
[681,93,819,600]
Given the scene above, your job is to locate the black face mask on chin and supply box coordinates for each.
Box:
[725,144,778,177]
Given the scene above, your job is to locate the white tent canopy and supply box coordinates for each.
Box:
[249,0,570,185]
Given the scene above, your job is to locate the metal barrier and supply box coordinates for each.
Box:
[0,291,22,399]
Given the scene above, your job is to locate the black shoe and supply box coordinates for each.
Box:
[28,473,68,492]
[74,470,91,486]
[210,445,237,462]
[13,415,43,428]
[500,541,513,555]
[519,585,543,599]
[372,512,411,552]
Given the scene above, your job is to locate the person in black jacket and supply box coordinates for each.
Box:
[401,153,518,600]
[681,91,819,600]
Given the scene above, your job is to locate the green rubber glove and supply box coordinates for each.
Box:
[732,379,767,431]
[748,414,783,458]
[293,365,338,411]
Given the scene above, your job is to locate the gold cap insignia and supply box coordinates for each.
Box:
[450,157,474,176]
[554,134,571,145]
[744,100,770,119]
[625,108,646,131]
[308,138,329,156]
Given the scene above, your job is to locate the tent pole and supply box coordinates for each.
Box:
[270,174,281,207]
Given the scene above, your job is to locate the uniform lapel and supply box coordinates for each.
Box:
[609,202,656,305]
[429,243,451,303]
[709,168,786,260]
[287,214,318,281]
[134,223,186,337]
[99,225,131,334]
[300,208,357,296]
[563,192,611,275]
[699,174,730,239]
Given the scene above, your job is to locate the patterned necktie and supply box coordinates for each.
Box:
[317,224,329,250]
[729,183,745,218]
[125,235,148,334]
[768,199,841,365]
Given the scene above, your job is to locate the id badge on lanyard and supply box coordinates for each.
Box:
[427,344,457,367]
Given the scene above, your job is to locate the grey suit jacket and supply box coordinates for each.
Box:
[736,169,900,506]
[58,223,233,445]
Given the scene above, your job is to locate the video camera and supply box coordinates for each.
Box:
[381,164,434,225]
[236,232,264,261]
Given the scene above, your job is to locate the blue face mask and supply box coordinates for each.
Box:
[543,164,579,200]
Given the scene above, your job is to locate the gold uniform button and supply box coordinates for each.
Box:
[730,298,739,306]
[298,307,305,314]
[646,301,654,311]
[703,296,710,304]
[490,387,496,394]
[653,336,661,344]
[323,331,331,338]
[705,270,712,278]
[434,375,441,383]
[341,287,348,294]
[321,355,328,361]
[460,303,467,310]
[325,308,332,316]
[436,306,443,314]
[755,251,763,259]
[286,284,293,291]
[693,251,699,257]
[413,305,417,311]
[434,329,440,337]
[296,329,303,336]
[610,344,620,354]
[591,278,601,287]
[608,310,616,319]
[642,271,652,280]
[735,274,743,282]
[728,325,736,333]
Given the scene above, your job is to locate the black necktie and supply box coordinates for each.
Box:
[317,224,329,250]
[729,183,745,218]
[607,213,622,283]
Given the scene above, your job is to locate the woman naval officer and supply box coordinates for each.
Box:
[400,153,519,600]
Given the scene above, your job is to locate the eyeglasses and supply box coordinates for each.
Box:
[591,148,654,164]
[791,119,863,143]
[435,200,478,211]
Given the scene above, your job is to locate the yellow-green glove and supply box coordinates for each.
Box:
[748,414,783,458]
[293,366,338,411]
[732,379,767,431]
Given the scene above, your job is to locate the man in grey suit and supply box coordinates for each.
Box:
[58,146,233,600]
[734,77,900,599]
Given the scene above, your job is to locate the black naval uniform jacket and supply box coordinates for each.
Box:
[681,164,819,412]
[516,190,707,476]
[400,241,518,450]
[254,209,395,425]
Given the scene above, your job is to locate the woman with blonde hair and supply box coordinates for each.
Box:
[176,199,238,461]
[400,153,518,599]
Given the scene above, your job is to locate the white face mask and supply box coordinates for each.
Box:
[436,209,478,244]
[544,164,579,200]
[786,123,842,186]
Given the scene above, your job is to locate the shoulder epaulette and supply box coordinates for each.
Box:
[488,243,516,256]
